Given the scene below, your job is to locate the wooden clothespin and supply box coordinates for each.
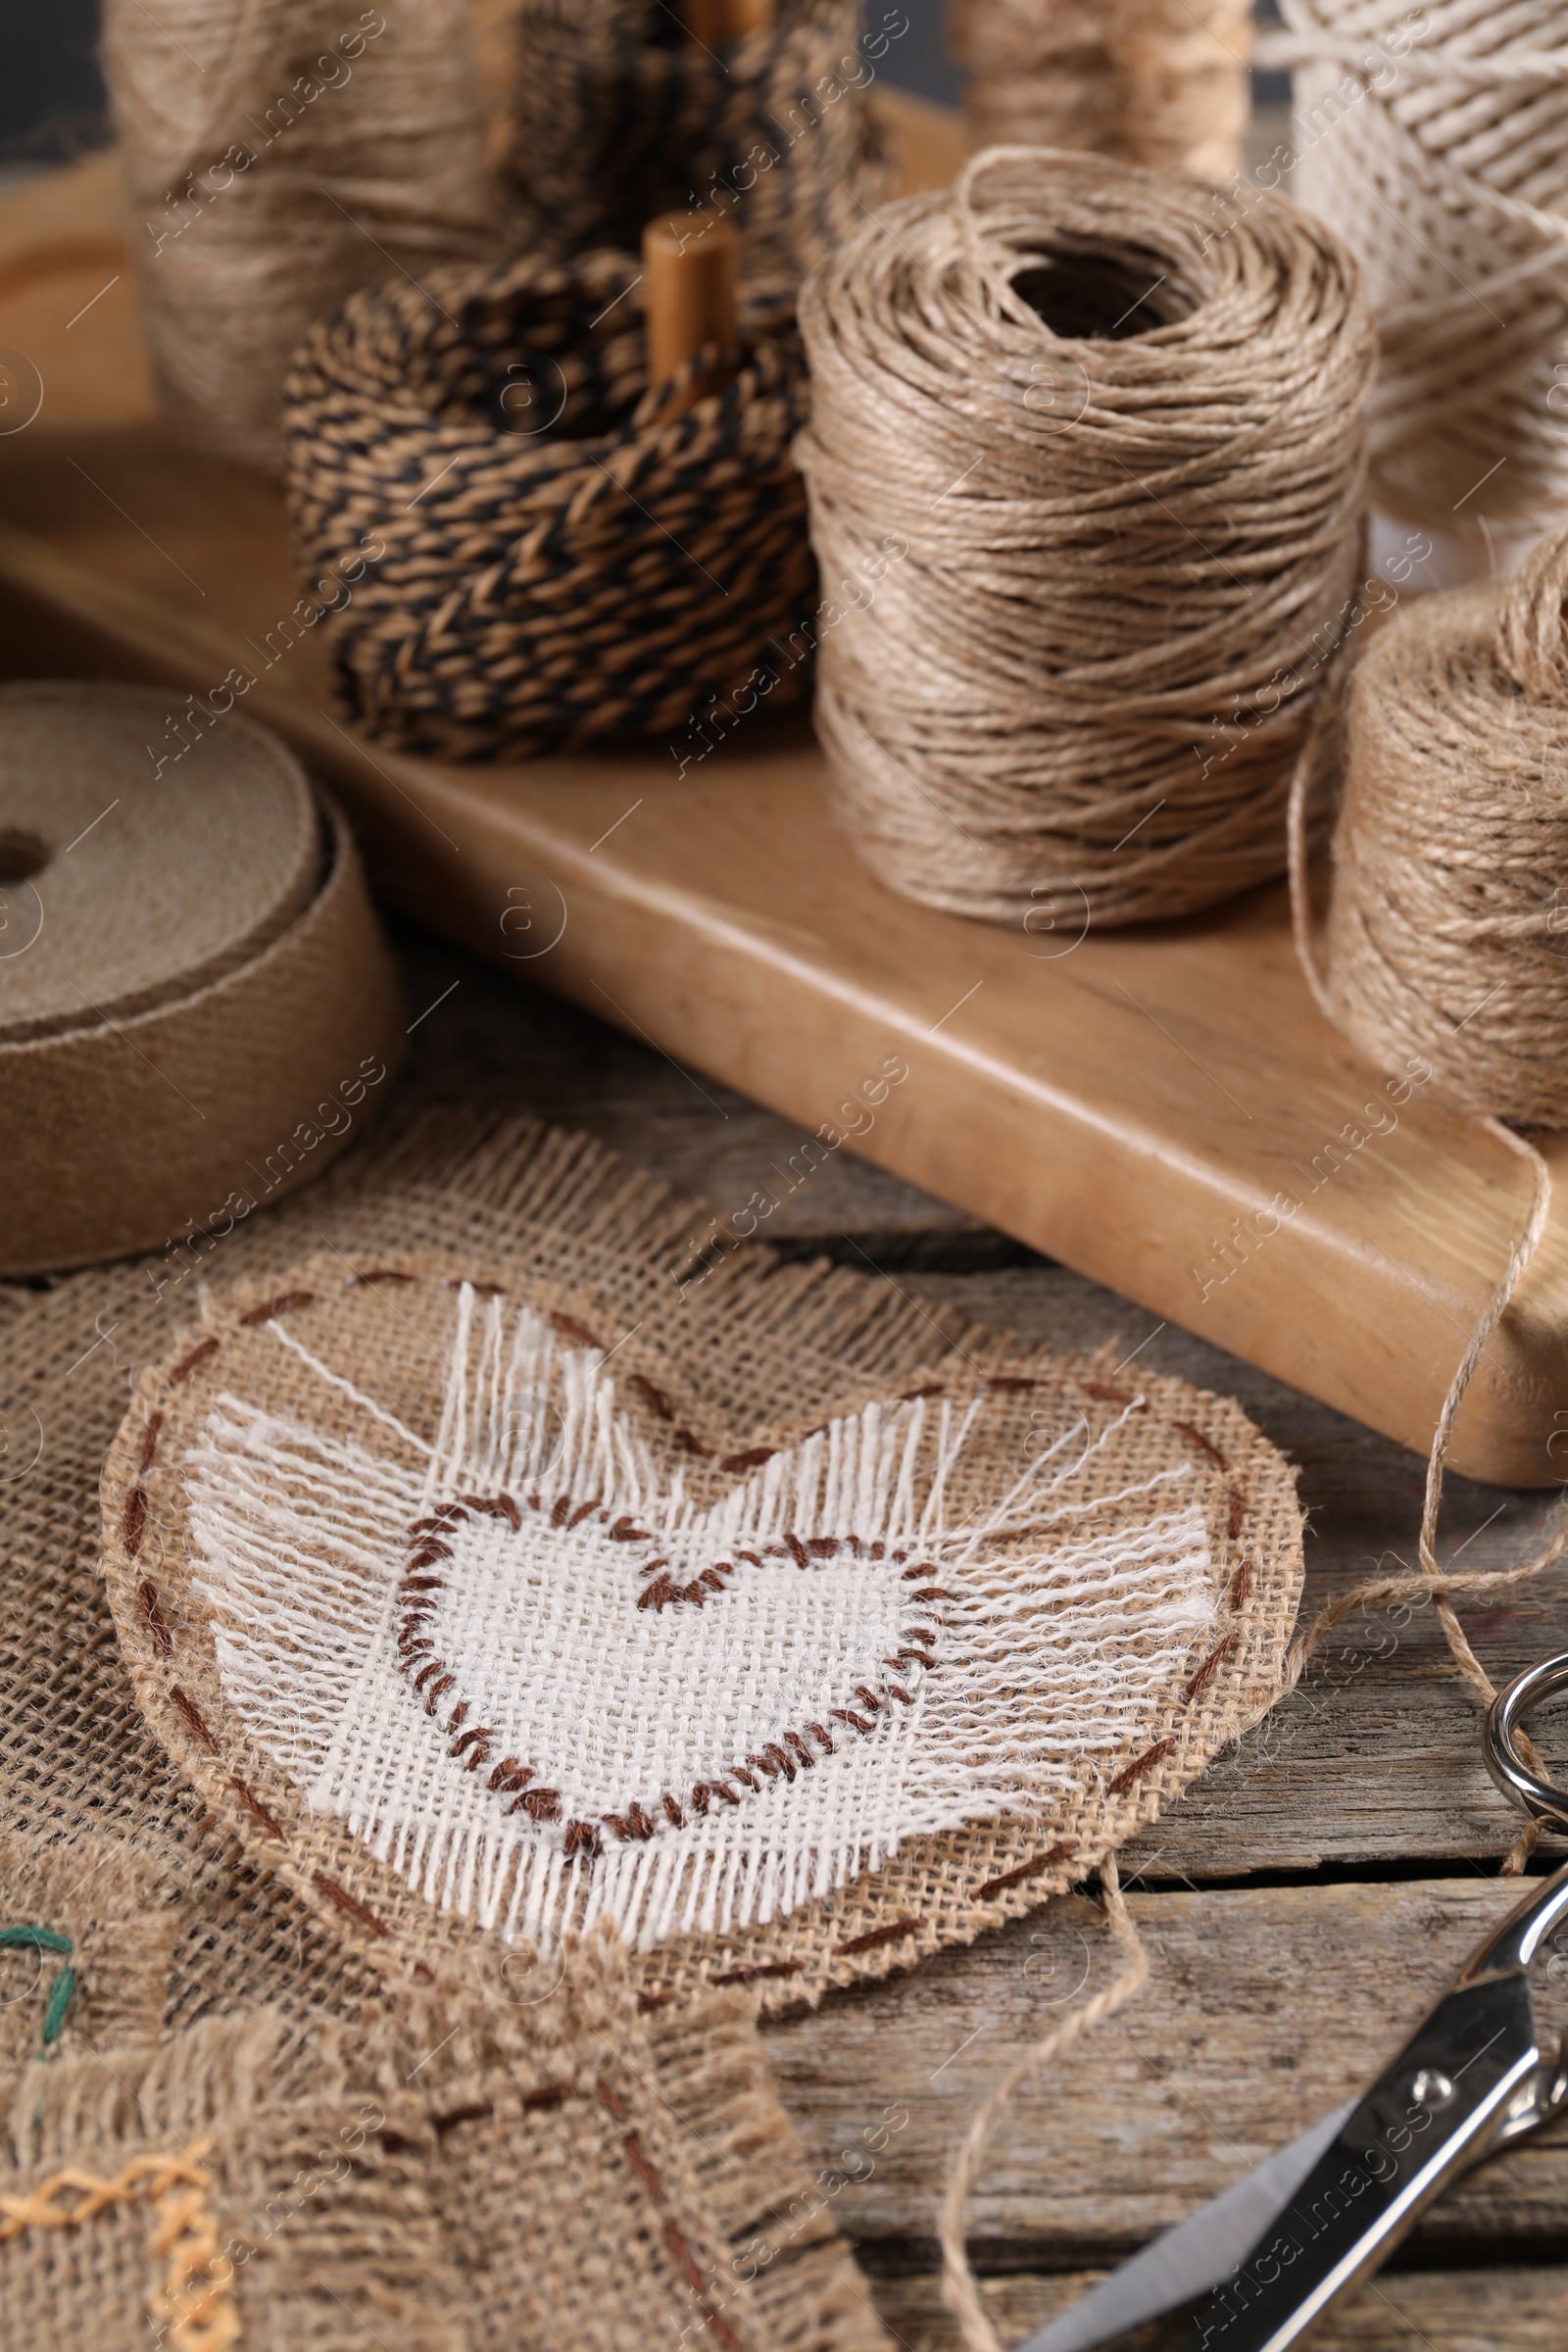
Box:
[642,211,740,417]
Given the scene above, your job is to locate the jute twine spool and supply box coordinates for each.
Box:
[101,0,497,474]
[283,253,816,759]
[1275,0,1568,533]
[796,146,1376,929]
[952,0,1255,184]
[509,0,886,284]
[0,684,404,1275]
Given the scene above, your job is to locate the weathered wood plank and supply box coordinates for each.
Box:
[867,2265,1568,2352]
[760,1881,1568,2262]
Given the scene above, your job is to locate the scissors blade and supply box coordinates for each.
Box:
[1181,1970,1542,2352]
[1014,2101,1358,2352]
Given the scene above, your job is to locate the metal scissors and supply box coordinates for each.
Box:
[1019,1651,1568,2352]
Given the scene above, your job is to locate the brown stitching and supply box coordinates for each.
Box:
[628,1373,673,1420]
[140,1580,172,1656]
[1108,1738,1174,1796]
[521,2083,573,2110]
[972,1839,1078,1899]
[1227,1488,1246,1539]
[720,1446,775,1472]
[1173,1419,1228,1470]
[488,1758,531,1792]
[662,2220,710,2300]
[785,1532,809,1568]
[1183,1631,1239,1703]
[675,1428,711,1457]
[450,1725,495,1757]
[566,1498,600,1528]
[1082,1379,1135,1405]
[610,1515,653,1542]
[311,1873,392,1937]
[169,1686,219,1753]
[349,1268,415,1286]
[737,1548,761,1566]
[238,1289,316,1326]
[551,1310,605,1350]
[621,2132,664,2201]
[662,1792,684,1827]
[423,1675,456,1714]
[514,1788,562,1822]
[987,1375,1040,1392]
[808,1722,835,1752]
[412,1659,447,1690]
[887,1684,911,1704]
[834,1917,926,1956]
[136,1412,164,1475]
[230,1777,287,1841]
[564,1819,601,1858]
[853,1685,881,1714]
[596,2080,627,2121]
[457,1493,521,1529]
[900,1382,948,1399]
[123,1487,148,1559]
[909,1586,953,1601]
[638,1989,675,2013]
[432,2102,494,2137]
[170,1338,219,1385]
[638,1575,678,1611]
[710,1959,804,1984]
[783,1731,815,1768]
[901,1562,938,1580]
[831,1709,871,1733]
[1229,1557,1252,1610]
[551,1494,574,1528]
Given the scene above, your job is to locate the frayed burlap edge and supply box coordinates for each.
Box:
[97,1114,1303,2013]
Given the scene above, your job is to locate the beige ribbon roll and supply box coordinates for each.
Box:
[0,683,404,1275]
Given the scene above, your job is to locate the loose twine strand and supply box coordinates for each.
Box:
[952,0,1254,183]
[796,144,1376,927]
[1274,0,1568,532]
[941,533,1568,2351]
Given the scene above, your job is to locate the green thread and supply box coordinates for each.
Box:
[1,1924,77,2055]
[40,1968,77,2048]
[0,1925,73,1956]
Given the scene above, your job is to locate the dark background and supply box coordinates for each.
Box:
[0,0,967,169]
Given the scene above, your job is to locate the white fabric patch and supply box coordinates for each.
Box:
[185,1287,1216,1949]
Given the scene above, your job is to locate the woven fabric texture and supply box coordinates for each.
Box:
[0,689,404,1276]
[283,254,815,758]
[508,0,887,281]
[0,1117,909,2348]
[94,1116,1301,2009]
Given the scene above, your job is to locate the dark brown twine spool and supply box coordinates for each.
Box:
[281,250,817,760]
[508,0,888,284]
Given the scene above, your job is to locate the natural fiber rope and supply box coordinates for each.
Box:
[1282,538,1568,1874]
[283,251,816,759]
[1273,0,1568,533]
[952,0,1254,184]
[940,1853,1148,2352]
[102,0,498,474]
[509,0,887,282]
[795,145,1376,927]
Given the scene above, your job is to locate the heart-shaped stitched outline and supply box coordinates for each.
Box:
[103,1252,1302,1996]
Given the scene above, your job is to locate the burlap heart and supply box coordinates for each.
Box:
[103,1237,1302,2003]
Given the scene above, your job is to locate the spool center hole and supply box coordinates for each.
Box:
[0,829,48,885]
[1014,247,1189,340]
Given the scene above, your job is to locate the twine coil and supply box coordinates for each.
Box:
[509,0,886,284]
[282,251,817,760]
[102,0,497,474]
[952,0,1254,184]
[0,684,404,1276]
[796,146,1376,929]
[1276,0,1568,533]
[1311,526,1568,1122]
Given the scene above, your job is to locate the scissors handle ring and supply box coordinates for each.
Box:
[1486,1650,1568,1834]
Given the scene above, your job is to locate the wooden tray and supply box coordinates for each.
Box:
[3,132,1564,1488]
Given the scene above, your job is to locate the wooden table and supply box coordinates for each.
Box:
[6,119,1568,2349]
[390,915,1568,2349]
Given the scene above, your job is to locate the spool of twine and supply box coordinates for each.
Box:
[101,0,498,474]
[1312,526,1568,1124]
[508,0,886,283]
[795,145,1375,929]
[282,251,816,760]
[951,0,1254,184]
[0,684,404,1275]
[1275,0,1568,534]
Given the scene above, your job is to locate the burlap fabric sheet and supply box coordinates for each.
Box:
[2,1113,1304,2344]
